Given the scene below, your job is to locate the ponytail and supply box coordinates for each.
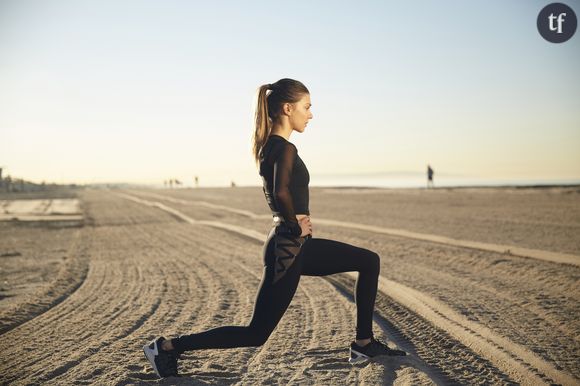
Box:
[252,84,272,165]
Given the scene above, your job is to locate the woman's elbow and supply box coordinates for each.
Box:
[274,189,291,203]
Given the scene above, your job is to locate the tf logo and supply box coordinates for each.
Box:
[537,3,577,43]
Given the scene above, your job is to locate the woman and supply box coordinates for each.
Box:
[143,78,406,378]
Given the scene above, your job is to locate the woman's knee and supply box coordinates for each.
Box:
[246,325,273,347]
[255,332,271,346]
[365,250,380,275]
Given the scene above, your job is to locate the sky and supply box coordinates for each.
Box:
[1,0,579,186]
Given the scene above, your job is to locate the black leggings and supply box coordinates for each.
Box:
[172,226,380,353]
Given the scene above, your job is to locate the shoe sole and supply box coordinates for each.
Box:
[349,348,407,364]
[143,341,161,378]
[349,349,370,364]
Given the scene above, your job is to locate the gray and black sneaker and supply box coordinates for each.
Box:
[349,337,407,363]
[143,337,180,378]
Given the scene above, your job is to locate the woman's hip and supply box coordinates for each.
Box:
[263,224,310,284]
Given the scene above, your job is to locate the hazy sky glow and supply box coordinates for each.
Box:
[1,0,579,186]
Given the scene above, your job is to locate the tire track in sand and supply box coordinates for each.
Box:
[118,191,578,385]
[144,224,266,384]
[333,273,577,385]
[51,195,326,384]
[162,215,408,385]
[116,192,446,384]
[130,190,580,267]
[320,225,580,380]
[63,223,246,384]
[326,274,512,385]
[47,189,247,384]
[0,228,89,335]
[9,194,268,385]
[62,227,241,384]
[0,194,200,384]
[1,224,165,384]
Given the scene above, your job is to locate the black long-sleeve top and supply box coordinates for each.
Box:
[259,134,310,236]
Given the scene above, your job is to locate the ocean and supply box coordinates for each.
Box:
[308,174,580,189]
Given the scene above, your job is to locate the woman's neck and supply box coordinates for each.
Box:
[270,123,293,141]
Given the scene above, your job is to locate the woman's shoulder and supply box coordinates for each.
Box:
[263,136,297,163]
[277,140,297,158]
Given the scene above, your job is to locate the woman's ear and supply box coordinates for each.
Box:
[282,102,294,116]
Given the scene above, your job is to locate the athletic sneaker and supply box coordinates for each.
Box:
[349,337,407,363]
[143,337,180,378]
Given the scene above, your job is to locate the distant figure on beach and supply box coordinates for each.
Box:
[230,180,236,187]
[143,78,406,378]
[194,176,199,187]
[427,164,434,189]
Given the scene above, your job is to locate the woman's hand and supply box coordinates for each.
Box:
[299,216,312,237]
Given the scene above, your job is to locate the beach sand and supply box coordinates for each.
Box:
[0,186,578,385]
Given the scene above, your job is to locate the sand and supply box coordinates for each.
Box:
[0,186,578,385]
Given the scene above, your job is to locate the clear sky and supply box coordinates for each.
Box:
[1,0,579,186]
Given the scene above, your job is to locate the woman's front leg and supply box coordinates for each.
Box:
[300,238,380,341]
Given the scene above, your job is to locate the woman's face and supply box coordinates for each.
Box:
[288,93,313,133]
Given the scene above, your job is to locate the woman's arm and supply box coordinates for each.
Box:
[273,142,302,236]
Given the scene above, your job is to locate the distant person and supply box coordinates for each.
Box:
[143,78,406,378]
[427,164,434,189]
[194,176,199,187]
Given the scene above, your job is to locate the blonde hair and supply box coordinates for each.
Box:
[252,78,309,165]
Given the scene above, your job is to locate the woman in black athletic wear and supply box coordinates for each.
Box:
[143,78,406,378]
